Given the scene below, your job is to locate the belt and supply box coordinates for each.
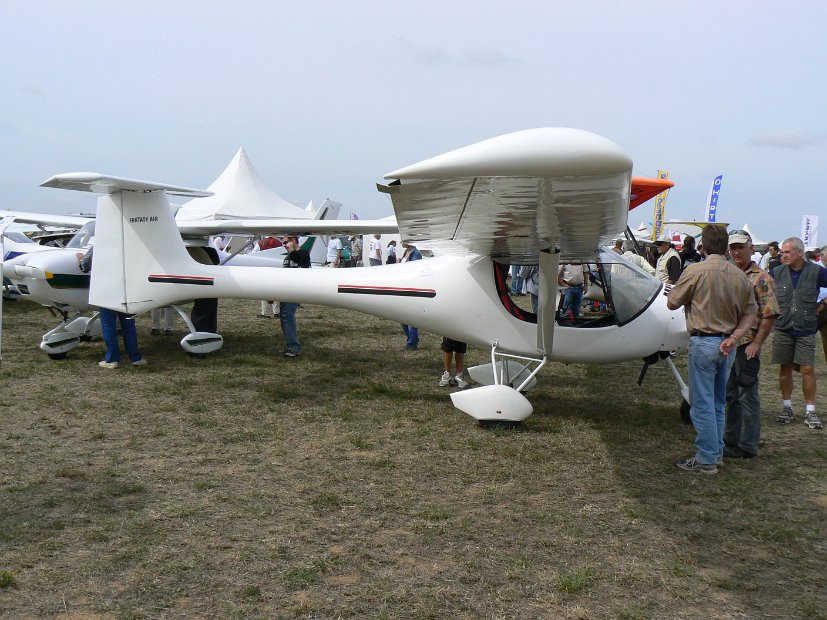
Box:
[691,331,729,337]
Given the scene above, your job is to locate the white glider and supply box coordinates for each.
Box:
[10,127,688,424]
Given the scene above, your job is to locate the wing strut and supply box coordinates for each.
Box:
[537,249,559,355]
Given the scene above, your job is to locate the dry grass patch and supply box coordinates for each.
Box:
[1,297,825,618]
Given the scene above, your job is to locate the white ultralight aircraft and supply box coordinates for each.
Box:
[11,128,689,425]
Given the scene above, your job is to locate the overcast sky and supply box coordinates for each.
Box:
[2,0,825,242]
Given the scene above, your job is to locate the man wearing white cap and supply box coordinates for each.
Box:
[724,230,780,458]
[654,234,681,285]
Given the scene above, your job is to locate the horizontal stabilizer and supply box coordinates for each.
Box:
[41,173,212,198]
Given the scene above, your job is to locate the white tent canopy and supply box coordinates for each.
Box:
[634,222,651,238]
[741,223,768,248]
[175,148,311,221]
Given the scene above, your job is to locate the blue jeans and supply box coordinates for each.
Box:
[724,345,761,455]
[510,267,523,294]
[561,287,584,318]
[688,336,735,464]
[402,324,419,349]
[99,307,142,363]
[280,302,300,353]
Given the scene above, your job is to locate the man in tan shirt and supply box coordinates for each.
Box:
[667,225,756,474]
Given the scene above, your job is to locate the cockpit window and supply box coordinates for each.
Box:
[497,249,661,328]
[65,221,96,249]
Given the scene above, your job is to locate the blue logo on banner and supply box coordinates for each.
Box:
[706,175,723,223]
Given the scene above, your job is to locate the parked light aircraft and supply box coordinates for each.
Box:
[2,202,397,357]
[2,231,55,299]
[9,128,688,424]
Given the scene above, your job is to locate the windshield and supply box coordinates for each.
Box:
[65,221,96,249]
[600,249,662,325]
[3,232,35,244]
[497,249,662,327]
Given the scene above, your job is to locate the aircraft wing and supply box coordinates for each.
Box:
[0,210,91,229]
[175,218,398,237]
[378,128,637,263]
[3,209,398,240]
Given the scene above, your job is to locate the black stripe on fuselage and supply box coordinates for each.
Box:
[148,275,214,286]
[338,285,435,298]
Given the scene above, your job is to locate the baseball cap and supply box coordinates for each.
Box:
[728,229,752,245]
[654,234,672,245]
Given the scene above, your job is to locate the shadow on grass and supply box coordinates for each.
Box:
[532,356,827,618]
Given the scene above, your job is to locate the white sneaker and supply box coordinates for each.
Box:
[439,371,451,387]
[131,358,148,367]
[98,361,119,369]
[454,371,468,388]
[804,411,823,429]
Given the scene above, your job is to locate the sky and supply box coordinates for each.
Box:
[2,0,825,243]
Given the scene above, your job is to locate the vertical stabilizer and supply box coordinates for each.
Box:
[90,189,206,314]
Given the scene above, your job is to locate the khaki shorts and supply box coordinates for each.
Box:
[771,331,816,367]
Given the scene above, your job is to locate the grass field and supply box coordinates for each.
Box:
[1,297,825,619]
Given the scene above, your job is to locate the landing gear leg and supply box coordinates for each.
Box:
[664,355,693,426]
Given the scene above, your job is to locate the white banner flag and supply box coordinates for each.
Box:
[801,215,818,248]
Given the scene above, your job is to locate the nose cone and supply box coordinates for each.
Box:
[2,252,28,277]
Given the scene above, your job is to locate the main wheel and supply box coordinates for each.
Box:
[47,352,68,360]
